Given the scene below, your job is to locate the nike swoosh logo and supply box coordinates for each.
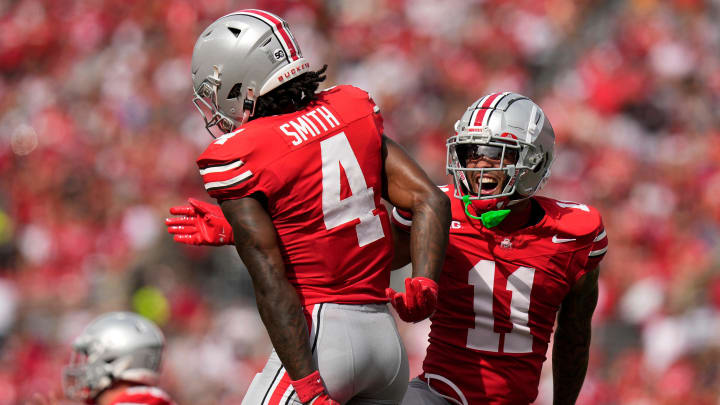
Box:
[552,235,576,243]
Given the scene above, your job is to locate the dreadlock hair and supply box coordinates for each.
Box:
[252,65,328,119]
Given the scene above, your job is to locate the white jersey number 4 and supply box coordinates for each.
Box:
[320,132,384,247]
[467,260,536,353]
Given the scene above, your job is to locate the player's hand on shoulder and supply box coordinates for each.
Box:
[386,277,439,323]
[165,198,234,246]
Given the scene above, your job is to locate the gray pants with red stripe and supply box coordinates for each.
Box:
[241,303,409,405]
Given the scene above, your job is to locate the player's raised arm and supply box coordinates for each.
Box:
[382,135,451,322]
[552,266,600,405]
[220,197,316,379]
[382,135,450,281]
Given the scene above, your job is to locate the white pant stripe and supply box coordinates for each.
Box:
[260,366,286,405]
[260,304,324,405]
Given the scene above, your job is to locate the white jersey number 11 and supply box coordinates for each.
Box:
[467,260,536,353]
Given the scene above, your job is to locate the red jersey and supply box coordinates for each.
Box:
[197,85,393,306]
[108,386,176,405]
[392,184,608,404]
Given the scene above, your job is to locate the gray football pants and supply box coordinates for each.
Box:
[241,303,409,405]
[402,378,459,405]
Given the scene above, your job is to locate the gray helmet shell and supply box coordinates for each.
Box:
[191,10,310,133]
[447,92,555,204]
[62,312,165,401]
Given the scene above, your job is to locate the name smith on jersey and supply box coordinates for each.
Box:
[279,106,341,146]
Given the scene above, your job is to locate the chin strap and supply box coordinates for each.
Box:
[240,88,256,126]
[461,195,510,228]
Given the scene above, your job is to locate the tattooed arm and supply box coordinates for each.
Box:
[221,197,315,380]
[389,221,411,270]
[381,135,450,281]
[552,266,600,405]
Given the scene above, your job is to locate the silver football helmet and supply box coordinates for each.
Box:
[191,9,310,136]
[63,312,165,401]
[446,92,555,211]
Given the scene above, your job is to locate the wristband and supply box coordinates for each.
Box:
[291,370,326,403]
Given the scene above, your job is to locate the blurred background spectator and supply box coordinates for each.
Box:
[1,0,719,404]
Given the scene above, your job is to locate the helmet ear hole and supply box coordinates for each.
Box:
[533,153,547,173]
[227,83,243,99]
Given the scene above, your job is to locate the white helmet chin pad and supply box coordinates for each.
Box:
[446,92,555,205]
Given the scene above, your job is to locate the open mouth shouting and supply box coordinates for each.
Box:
[471,173,506,196]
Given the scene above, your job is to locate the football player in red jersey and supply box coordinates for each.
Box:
[390,92,607,405]
[167,10,450,405]
[169,91,608,405]
[32,312,176,405]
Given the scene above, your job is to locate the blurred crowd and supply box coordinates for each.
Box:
[1,0,719,404]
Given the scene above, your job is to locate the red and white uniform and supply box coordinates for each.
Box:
[393,184,608,405]
[199,86,409,404]
[108,386,176,405]
[197,85,393,306]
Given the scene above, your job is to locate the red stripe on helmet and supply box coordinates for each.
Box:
[473,109,488,127]
[472,93,502,126]
[482,92,502,108]
[243,9,300,61]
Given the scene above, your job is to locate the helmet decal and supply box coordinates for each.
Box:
[233,9,302,62]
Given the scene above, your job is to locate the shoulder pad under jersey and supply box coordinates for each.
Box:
[196,124,279,201]
[319,85,383,131]
[536,196,603,238]
[535,196,608,264]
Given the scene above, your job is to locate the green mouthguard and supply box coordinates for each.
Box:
[461,195,511,228]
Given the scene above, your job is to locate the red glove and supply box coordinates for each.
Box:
[290,371,339,405]
[165,198,234,246]
[385,277,439,323]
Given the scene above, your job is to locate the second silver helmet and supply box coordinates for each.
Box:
[62,312,165,401]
